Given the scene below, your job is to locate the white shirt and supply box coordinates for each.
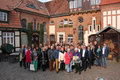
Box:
[78,49,81,53]
[82,49,85,57]
[25,48,28,55]
[102,46,106,54]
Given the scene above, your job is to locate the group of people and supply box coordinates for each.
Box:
[19,40,110,75]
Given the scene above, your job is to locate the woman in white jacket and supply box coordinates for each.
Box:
[58,47,66,71]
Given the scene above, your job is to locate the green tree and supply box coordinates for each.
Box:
[27,22,33,47]
[40,24,44,44]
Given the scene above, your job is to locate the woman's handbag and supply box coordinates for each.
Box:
[30,64,35,71]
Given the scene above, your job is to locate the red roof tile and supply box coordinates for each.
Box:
[0,0,21,11]
[100,0,120,5]
[45,0,69,15]
[16,0,49,15]
[0,6,22,29]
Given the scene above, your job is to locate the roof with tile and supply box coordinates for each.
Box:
[0,0,21,11]
[16,0,49,15]
[45,0,69,15]
[100,0,120,5]
[0,5,22,28]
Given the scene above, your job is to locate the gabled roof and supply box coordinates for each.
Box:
[100,0,120,6]
[45,0,69,15]
[96,26,120,35]
[15,0,49,15]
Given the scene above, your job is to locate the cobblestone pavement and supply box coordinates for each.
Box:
[0,59,120,80]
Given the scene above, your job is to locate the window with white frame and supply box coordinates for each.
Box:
[64,19,68,25]
[97,25,99,31]
[78,0,82,8]
[74,0,77,8]
[50,21,54,24]
[69,1,73,9]
[43,22,46,31]
[0,12,7,21]
[3,32,14,46]
[83,0,86,2]
[68,35,73,43]
[60,20,63,26]
[69,19,73,25]
[89,25,92,31]
[93,20,95,30]
[91,0,96,6]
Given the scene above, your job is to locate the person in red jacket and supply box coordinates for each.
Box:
[65,48,73,73]
[26,47,32,70]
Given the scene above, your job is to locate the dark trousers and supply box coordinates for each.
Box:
[20,61,22,67]
[46,59,49,68]
[82,58,86,71]
[37,58,41,70]
[88,58,91,68]
[75,63,81,74]
[98,57,102,67]
[49,60,54,71]
[23,57,26,69]
[92,59,95,65]
[42,64,46,71]
[60,63,65,70]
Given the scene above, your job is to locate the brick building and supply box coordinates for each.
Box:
[0,0,120,58]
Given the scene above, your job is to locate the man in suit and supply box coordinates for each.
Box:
[102,43,110,68]
[19,45,24,67]
[22,45,28,69]
[81,45,88,71]
[87,46,93,69]
[38,44,42,70]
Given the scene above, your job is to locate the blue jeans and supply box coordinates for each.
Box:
[102,55,107,67]
[98,57,102,67]
[67,61,73,72]
[94,58,98,65]
[28,63,30,70]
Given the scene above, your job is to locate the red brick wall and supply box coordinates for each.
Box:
[16,11,50,45]
[101,3,120,29]
[49,11,101,44]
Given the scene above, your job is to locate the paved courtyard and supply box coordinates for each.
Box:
[0,59,120,80]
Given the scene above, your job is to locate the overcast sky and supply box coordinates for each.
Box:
[38,0,52,2]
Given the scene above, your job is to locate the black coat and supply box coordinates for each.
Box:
[94,44,98,54]
[91,48,97,60]
[40,51,47,65]
[22,48,26,58]
[80,49,88,60]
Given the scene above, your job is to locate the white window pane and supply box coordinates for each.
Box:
[96,0,101,5]
[64,19,68,25]
[3,38,6,43]
[91,0,95,6]
[74,0,77,8]
[69,19,73,25]
[4,13,7,21]
[78,0,82,8]
[0,12,3,21]
[70,1,73,9]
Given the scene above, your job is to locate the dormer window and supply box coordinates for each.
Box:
[0,12,7,21]
[40,6,43,9]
